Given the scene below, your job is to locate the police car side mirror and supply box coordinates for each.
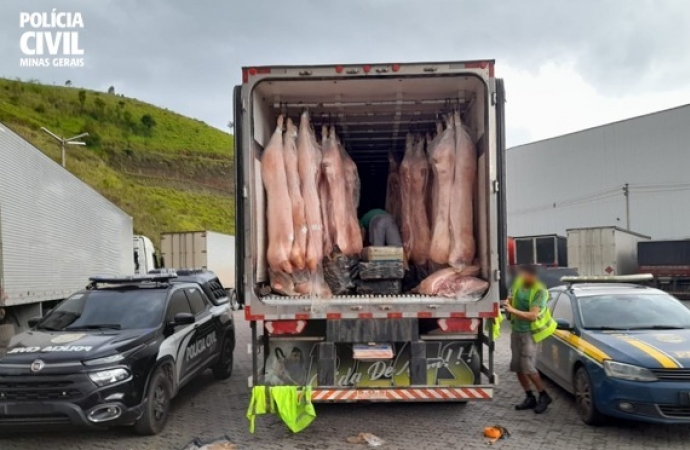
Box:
[28,316,42,328]
[555,318,573,331]
[173,312,195,326]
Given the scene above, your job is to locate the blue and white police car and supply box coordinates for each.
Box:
[0,270,235,434]
[536,275,690,425]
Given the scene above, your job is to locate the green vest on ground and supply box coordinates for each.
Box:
[510,277,557,343]
[247,386,316,434]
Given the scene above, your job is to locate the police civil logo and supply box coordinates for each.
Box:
[655,334,684,344]
[51,333,85,344]
[19,9,85,68]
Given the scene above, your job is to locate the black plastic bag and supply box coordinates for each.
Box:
[323,246,359,295]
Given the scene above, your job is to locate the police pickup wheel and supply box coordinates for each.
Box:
[134,367,172,435]
[212,333,234,380]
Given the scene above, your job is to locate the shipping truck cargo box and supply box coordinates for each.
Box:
[160,231,235,290]
[0,123,133,329]
[514,234,567,267]
[638,240,690,300]
[234,61,507,402]
[567,226,650,276]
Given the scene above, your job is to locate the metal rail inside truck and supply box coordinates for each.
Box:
[233,61,507,402]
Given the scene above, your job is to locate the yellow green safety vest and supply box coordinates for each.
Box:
[489,308,503,341]
[510,278,556,343]
[247,386,316,434]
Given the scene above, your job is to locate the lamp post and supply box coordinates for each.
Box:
[41,127,89,168]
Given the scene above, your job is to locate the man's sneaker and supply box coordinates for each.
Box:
[534,392,552,414]
[515,395,537,410]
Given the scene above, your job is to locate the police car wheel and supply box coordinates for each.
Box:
[134,367,172,435]
[574,366,604,426]
[212,334,234,380]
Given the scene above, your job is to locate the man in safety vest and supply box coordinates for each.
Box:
[502,265,556,414]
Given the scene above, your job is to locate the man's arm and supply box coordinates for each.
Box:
[505,305,540,322]
[504,290,545,322]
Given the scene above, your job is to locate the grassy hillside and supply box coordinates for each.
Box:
[0,78,235,247]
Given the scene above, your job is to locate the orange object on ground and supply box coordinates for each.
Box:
[483,425,510,444]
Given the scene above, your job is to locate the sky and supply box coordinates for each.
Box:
[2,0,690,147]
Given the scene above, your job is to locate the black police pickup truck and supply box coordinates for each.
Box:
[0,270,235,435]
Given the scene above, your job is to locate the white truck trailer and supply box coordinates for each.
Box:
[234,60,507,402]
[0,122,133,330]
[160,231,236,292]
[567,226,650,276]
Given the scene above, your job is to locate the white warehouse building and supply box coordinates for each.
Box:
[507,104,690,240]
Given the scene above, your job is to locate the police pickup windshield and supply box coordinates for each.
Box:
[37,289,167,331]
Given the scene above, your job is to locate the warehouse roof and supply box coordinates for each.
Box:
[509,102,690,151]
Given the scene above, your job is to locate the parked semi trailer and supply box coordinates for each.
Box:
[514,234,567,267]
[638,240,690,300]
[567,226,650,276]
[0,123,133,330]
[160,231,236,302]
[234,61,506,402]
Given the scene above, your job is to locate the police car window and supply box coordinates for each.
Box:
[209,280,227,300]
[38,290,167,331]
[166,290,192,322]
[579,292,690,330]
[185,288,208,315]
[552,293,573,322]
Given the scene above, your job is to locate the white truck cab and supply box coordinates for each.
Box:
[133,235,159,275]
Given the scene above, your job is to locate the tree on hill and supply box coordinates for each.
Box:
[141,114,156,134]
[94,97,106,117]
[78,89,86,110]
[65,80,72,87]
[108,86,115,94]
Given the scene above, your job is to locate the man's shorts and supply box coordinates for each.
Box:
[510,332,538,374]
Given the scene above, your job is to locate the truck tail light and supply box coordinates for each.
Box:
[265,320,306,335]
[437,318,479,333]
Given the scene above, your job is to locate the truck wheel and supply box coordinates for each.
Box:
[573,366,604,426]
[212,333,234,380]
[134,367,172,435]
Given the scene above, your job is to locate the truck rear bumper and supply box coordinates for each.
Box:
[311,386,494,403]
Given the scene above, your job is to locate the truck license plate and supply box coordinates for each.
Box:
[356,390,390,400]
[353,344,393,360]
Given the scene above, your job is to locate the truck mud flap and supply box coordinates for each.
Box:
[311,386,494,403]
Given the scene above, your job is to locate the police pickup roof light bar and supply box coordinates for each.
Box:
[88,271,178,286]
[169,268,209,276]
[560,274,654,285]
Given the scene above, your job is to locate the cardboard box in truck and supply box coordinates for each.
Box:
[0,122,133,329]
[234,61,507,403]
[567,226,650,276]
[160,231,235,289]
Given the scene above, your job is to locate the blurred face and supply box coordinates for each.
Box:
[520,271,537,286]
